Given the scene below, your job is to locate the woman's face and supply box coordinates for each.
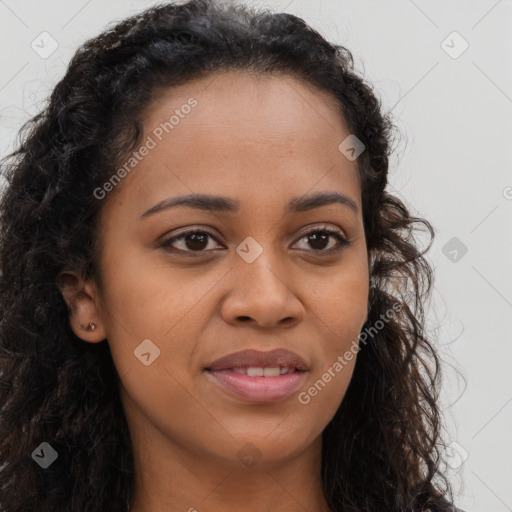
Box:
[81,71,369,468]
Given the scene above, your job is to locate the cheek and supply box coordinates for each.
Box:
[97,247,214,380]
[299,261,368,414]
[298,295,363,426]
[119,362,230,456]
[98,241,213,338]
[310,263,369,349]
[298,356,358,424]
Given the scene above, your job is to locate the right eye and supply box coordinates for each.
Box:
[160,228,225,256]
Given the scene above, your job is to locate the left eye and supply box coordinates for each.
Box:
[294,228,349,252]
[160,227,349,255]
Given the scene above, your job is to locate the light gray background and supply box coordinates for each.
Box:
[1,1,511,510]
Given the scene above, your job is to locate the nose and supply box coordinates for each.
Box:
[220,250,305,330]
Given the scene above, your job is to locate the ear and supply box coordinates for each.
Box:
[56,270,107,343]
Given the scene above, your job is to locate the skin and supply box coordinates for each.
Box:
[58,70,370,512]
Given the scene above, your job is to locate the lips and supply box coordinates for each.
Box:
[205,348,308,372]
[204,348,308,403]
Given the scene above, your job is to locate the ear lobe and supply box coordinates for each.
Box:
[56,270,106,343]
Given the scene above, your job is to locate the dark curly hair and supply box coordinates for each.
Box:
[0,0,461,510]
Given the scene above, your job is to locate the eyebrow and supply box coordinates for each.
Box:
[140,190,359,219]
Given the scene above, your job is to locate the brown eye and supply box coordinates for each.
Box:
[293,227,349,253]
[161,229,223,255]
[180,232,209,251]
[160,225,350,258]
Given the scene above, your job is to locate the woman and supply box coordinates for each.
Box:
[0,0,464,510]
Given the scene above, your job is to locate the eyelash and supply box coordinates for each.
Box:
[160,225,350,257]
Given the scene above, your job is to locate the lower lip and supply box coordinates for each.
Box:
[205,369,307,403]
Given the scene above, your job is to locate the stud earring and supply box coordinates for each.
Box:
[79,322,97,331]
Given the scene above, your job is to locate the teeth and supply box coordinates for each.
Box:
[247,367,264,377]
[263,367,281,377]
[230,367,296,376]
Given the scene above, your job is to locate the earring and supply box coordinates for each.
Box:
[79,322,97,331]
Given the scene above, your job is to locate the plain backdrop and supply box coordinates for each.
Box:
[1,1,511,510]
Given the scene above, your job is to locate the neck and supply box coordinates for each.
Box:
[127,429,331,512]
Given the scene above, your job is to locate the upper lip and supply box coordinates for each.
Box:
[205,348,308,372]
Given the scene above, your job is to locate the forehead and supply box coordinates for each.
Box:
[143,70,350,149]
[102,70,362,218]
